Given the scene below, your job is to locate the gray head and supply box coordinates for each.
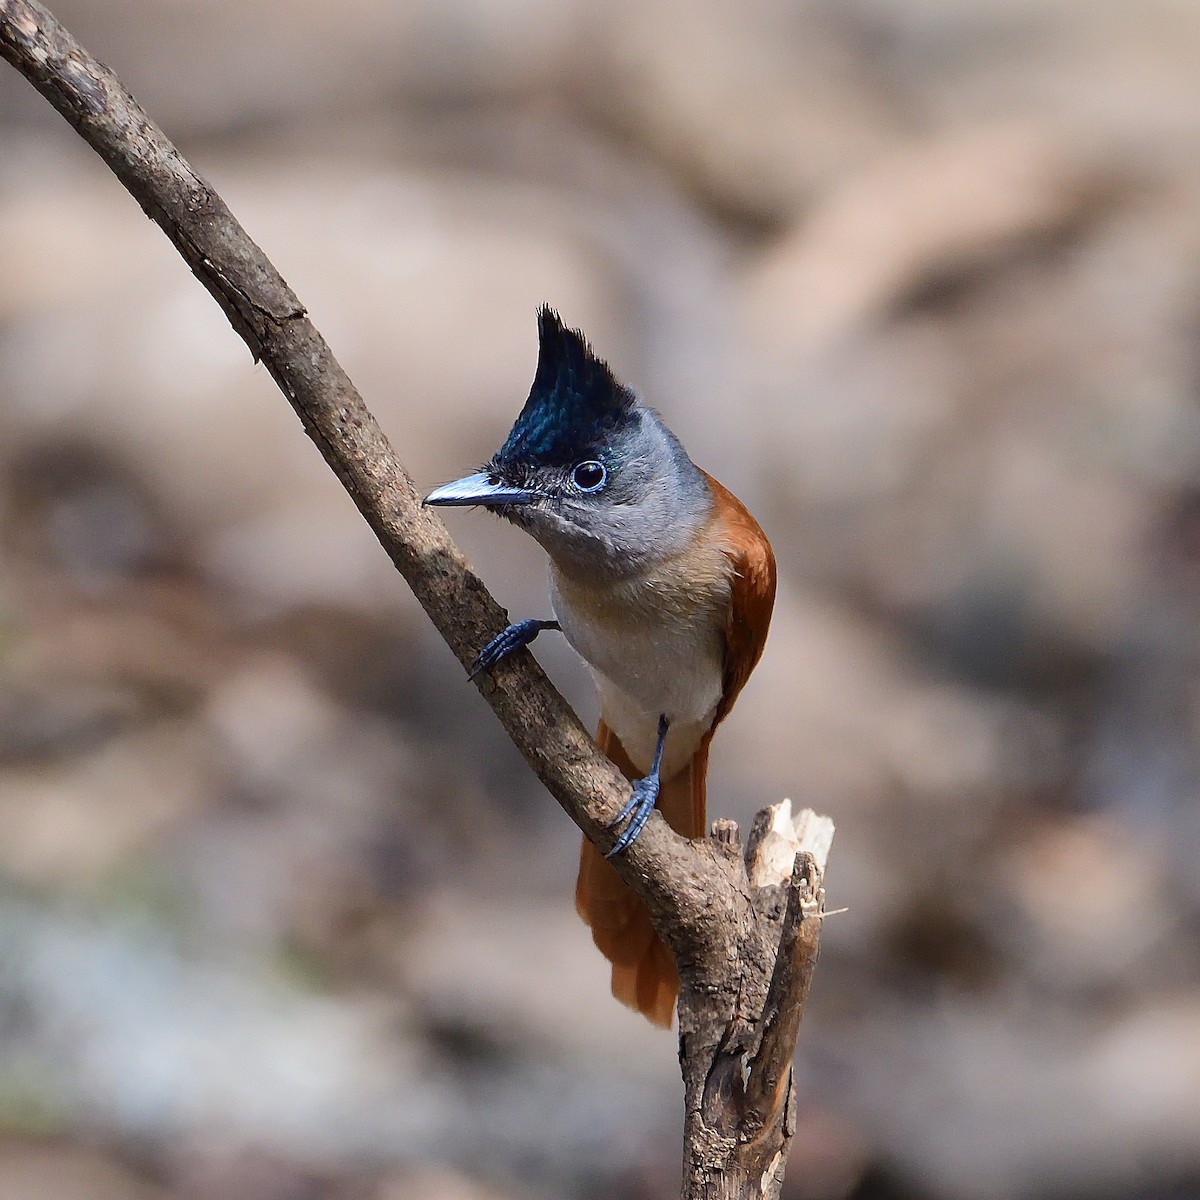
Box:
[423,308,712,579]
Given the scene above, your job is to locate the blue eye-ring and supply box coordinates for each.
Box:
[572,461,607,492]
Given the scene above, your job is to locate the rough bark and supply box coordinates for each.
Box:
[680,804,832,1199]
[0,5,834,1195]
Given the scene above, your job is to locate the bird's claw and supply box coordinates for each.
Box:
[605,713,668,858]
[605,774,660,858]
[469,619,559,678]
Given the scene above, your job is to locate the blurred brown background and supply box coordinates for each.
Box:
[3,1,1200,1198]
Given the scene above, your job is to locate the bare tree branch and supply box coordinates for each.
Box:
[0,4,834,1195]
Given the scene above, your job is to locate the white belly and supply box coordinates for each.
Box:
[549,564,728,777]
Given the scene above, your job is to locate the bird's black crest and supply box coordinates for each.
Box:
[493,307,636,469]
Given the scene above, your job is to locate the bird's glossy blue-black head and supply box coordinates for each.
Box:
[423,306,712,578]
[491,307,637,473]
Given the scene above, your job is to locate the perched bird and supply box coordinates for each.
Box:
[424,308,776,1027]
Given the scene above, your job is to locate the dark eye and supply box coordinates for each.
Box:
[572,461,607,492]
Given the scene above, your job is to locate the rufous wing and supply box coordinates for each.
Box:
[703,470,777,728]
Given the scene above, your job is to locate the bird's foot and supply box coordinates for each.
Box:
[605,713,669,858]
[470,619,560,678]
[605,774,660,858]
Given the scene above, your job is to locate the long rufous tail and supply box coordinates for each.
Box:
[574,720,708,1027]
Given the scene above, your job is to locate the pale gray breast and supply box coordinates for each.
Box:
[549,546,731,732]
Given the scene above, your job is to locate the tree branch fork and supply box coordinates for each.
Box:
[0,3,834,1194]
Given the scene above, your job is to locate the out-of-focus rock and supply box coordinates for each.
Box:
[178,654,436,947]
[364,1166,520,1200]
[856,0,1200,163]
[2,440,176,585]
[0,578,235,886]
[399,888,678,1072]
[0,717,209,887]
[740,120,1107,360]
[0,0,590,139]
[0,900,431,1156]
[719,588,1042,821]
[2,579,236,710]
[585,0,902,222]
[989,814,1175,996]
[781,1105,873,1200]
[168,1145,331,1200]
[0,1141,175,1200]
[836,995,1200,1200]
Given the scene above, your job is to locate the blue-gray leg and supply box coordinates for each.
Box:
[606,714,669,858]
[470,618,560,678]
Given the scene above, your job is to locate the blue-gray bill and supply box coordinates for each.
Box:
[422,472,541,507]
